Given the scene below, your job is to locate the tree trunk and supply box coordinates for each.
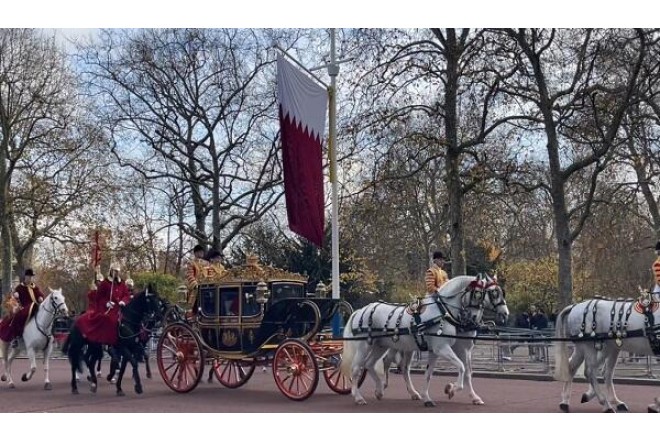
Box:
[0,157,11,297]
[444,29,466,276]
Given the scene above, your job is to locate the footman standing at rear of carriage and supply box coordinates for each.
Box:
[0,269,44,348]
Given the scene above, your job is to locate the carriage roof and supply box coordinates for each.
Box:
[196,254,307,285]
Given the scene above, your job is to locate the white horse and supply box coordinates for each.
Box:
[341,274,509,406]
[0,288,69,389]
[554,294,660,412]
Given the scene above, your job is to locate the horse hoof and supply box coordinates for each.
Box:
[648,406,659,413]
[117,390,125,397]
[355,399,367,405]
[472,398,485,405]
[580,393,590,403]
[604,408,615,413]
[444,384,455,399]
[411,394,421,401]
[21,374,29,382]
[559,403,570,413]
[44,383,52,391]
[8,383,15,389]
[0,374,6,382]
[375,391,383,400]
[106,375,113,382]
[616,403,629,412]
[90,384,97,393]
[424,401,436,407]
[135,385,143,395]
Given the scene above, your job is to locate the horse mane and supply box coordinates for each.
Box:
[436,275,476,298]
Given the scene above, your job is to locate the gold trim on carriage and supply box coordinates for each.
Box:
[155,254,355,400]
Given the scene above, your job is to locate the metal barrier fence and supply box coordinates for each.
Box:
[410,329,660,379]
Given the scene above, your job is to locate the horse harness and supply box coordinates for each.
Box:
[117,294,161,343]
[574,296,660,355]
[352,283,497,351]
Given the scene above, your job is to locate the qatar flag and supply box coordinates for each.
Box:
[277,55,328,247]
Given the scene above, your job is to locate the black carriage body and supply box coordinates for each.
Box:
[194,256,340,356]
[197,282,343,354]
[157,254,355,399]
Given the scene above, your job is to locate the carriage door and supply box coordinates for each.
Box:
[218,286,241,351]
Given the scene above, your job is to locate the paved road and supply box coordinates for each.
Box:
[0,357,658,413]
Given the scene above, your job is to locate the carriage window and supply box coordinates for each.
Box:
[242,285,260,317]
[220,287,239,316]
[271,283,305,301]
[200,286,217,316]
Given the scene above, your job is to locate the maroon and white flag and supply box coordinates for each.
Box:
[277,55,328,247]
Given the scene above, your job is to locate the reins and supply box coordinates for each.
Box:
[34,293,65,340]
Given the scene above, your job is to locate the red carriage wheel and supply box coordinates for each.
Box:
[156,323,205,393]
[272,339,319,401]
[322,352,366,394]
[212,358,256,389]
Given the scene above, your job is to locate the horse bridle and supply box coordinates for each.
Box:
[35,293,67,339]
[118,290,162,340]
[482,282,507,309]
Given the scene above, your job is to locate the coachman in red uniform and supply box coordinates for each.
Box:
[0,269,44,346]
[75,263,131,346]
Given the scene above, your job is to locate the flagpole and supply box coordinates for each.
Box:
[328,29,339,303]
[328,29,341,336]
[276,30,349,336]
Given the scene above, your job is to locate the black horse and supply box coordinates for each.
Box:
[64,285,163,396]
[104,294,170,382]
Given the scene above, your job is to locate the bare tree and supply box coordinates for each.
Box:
[0,29,108,294]
[78,28,294,254]
[347,28,523,276]
[499,28,647,307]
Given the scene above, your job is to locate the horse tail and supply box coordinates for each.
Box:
[340,311,358,379]
[553,305,573,382]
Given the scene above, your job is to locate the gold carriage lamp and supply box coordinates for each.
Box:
[315,281,327,298]
[256,280,270,305]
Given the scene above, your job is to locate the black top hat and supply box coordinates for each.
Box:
[432,251,445,260]
[193,244,205,253]
[205,249,222,261]
[24,269,35,277]
[655,241,660,252]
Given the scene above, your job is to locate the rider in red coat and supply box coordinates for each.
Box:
[76,263,131,346]
[85,269,105,314]
[0,269,44,346]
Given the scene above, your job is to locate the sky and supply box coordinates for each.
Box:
[2,1,655,28]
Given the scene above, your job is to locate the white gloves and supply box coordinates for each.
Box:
[106,301,115,309]
[119,301,126,307]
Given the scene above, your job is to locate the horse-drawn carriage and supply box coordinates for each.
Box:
[155,255,355,400]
